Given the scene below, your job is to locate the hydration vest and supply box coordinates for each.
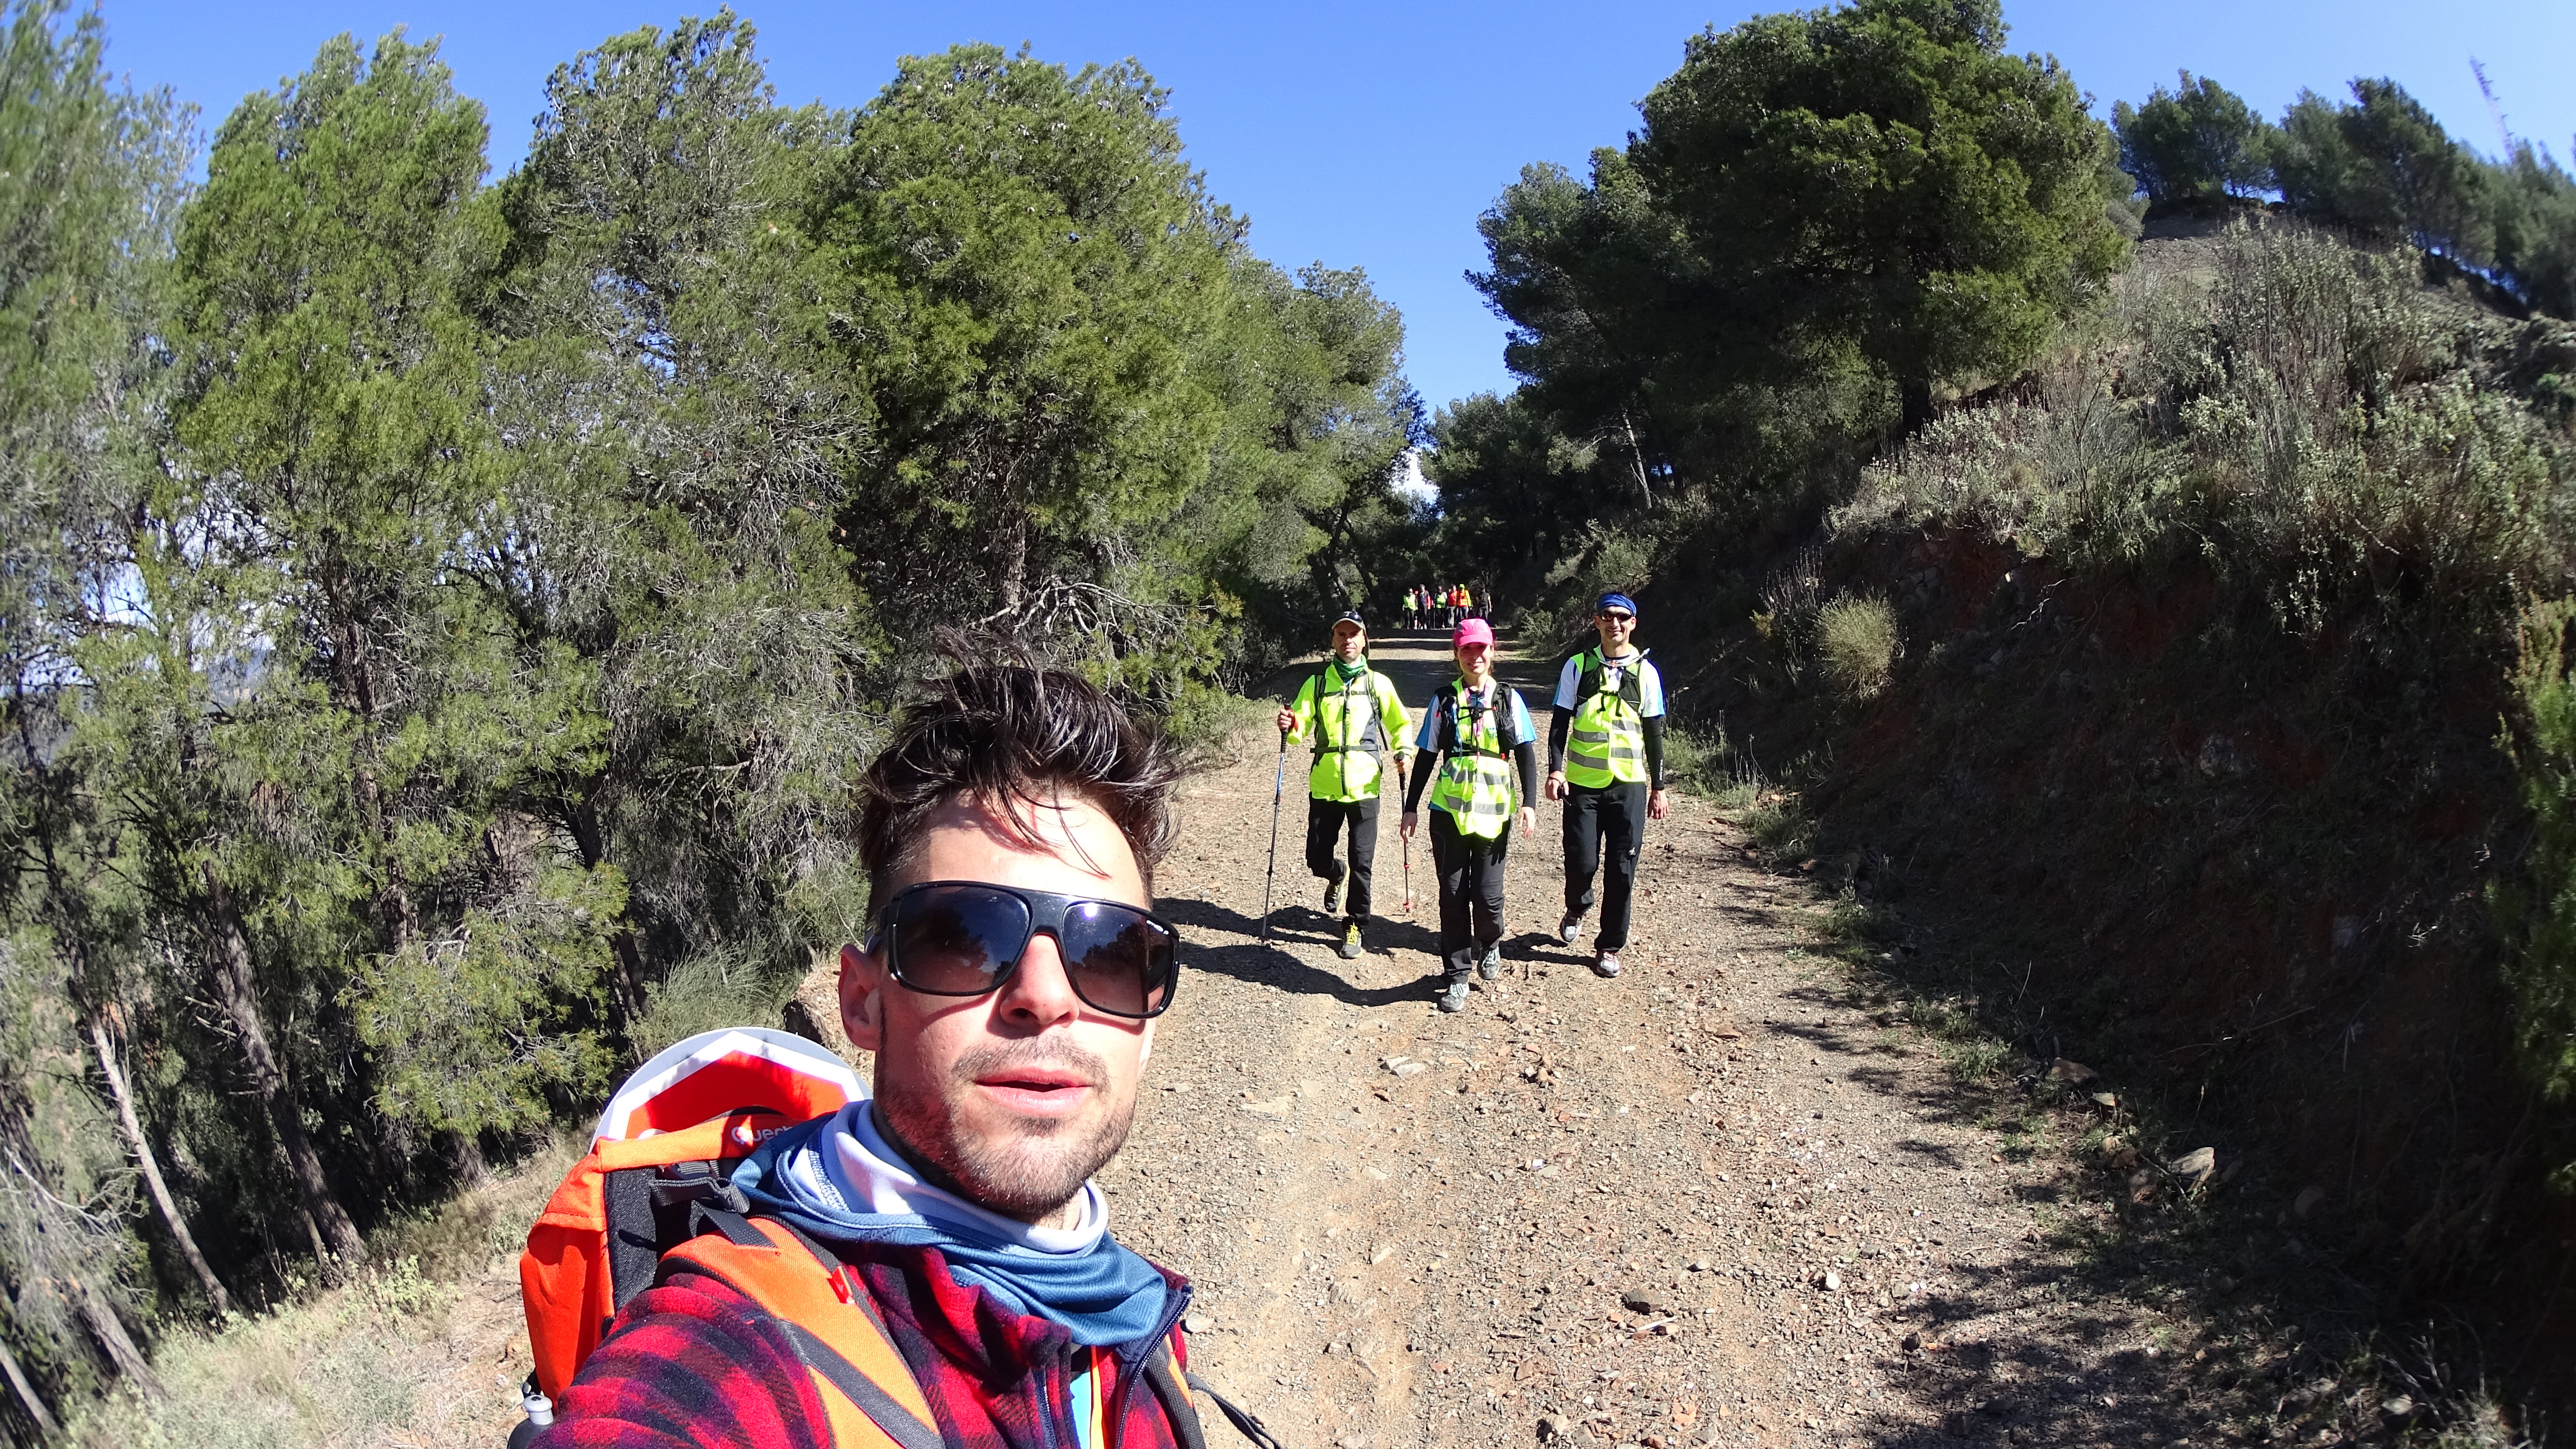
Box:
[1429,681,1521,840]
[1297,663,1395,801]
[1565,647,1651,789]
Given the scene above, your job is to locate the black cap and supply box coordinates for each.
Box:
[1331,609,1366,632]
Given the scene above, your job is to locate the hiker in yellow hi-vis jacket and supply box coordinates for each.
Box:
[1275,610,1412,960]
[1546,591,1669,981]
[1400,617,1539,1014]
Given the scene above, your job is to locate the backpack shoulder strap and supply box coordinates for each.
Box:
[1174,1363,1282,1449]
[1140,1337,1209,1449]
[1494,688,1525,751]
[1616,651,1645,709]
[662,1216,942,1449]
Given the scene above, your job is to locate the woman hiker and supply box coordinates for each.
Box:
[1400,617,1540,1014]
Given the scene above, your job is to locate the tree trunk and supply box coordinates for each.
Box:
[565,793,649,1029]
[445,1130,487,1190]
[0,1332,58,1437]
[1901,377,1935,437]
[996,514,1029,617]
[324,583,417,950]
[91,1015,233,1316]
[1619,409,1656,510]
[200,865,366,1271]
[69,1274,161,1398]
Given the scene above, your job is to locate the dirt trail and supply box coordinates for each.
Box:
[1106,632,2209,1449]
[367,633,2219,1448]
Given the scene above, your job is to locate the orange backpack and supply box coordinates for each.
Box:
[509,1026,1277,1449]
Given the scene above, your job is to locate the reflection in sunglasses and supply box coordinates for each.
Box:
[898,901,1005,984]
[888,884,1175,1017]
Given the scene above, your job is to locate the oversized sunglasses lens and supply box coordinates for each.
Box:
[887,886,1176,1017]
[1060,900,1177,1017]
[888,886,1029,995]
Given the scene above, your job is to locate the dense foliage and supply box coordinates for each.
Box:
[2111,73,2273,204]
[0,7,1412,1432]
[1426,0,2130,641]
[2111,70,2576,318]
[1838,221,2575,614]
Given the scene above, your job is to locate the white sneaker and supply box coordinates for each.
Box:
[1557,915,1582,948]
[1591,951,1621,979]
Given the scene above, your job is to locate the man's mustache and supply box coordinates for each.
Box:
[949,1039,1110,1091]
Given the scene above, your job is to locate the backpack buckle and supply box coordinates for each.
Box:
[650,1161,750,1215]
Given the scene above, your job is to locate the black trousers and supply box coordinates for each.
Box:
[1305,794,1379,920]
[1430,807,1509,982]
[1562,778,1647,950]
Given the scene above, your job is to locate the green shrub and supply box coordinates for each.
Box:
[1836,219,2575,619]
[1163,688,1274,769]
[1660,724,1761,806]
[630,946,797,1062]
[1740,792,1814,859]
[2499,596,2576,1186]
[1815,593,1899,698]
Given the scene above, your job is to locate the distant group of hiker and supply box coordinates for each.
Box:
[1402,581,1483,631]
[1276,591,1668,1011]
[509,608,1669,1448]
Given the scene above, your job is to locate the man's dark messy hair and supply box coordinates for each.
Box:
[858,666,1181,906]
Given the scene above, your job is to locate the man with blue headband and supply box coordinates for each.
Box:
[1545,592,1669,979]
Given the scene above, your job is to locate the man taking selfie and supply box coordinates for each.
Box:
[538,667,1216,1448]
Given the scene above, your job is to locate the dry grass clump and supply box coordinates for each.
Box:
[1815,593,1899,698]
[69,1139,574,1449]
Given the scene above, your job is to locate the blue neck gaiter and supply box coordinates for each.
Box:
[730,1102,1175,1348]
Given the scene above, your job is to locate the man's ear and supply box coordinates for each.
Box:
[838,941,886,1054]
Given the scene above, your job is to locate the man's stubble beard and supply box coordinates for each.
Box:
[875,1038,1135,1220]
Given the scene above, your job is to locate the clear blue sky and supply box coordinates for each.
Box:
[89,0,2576,415]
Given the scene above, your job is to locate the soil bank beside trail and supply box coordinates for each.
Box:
[1107,632,2213,1449]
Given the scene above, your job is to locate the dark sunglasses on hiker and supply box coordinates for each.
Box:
[868,881,1181,1019]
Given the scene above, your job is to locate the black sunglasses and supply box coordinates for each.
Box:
[868,881,1181,1019]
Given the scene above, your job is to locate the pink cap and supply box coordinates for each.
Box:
[1452,617,1494,648]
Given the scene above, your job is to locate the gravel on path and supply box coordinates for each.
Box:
[1108,633,2214,1449]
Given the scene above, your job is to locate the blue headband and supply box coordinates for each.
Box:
[1597,592,1637,616]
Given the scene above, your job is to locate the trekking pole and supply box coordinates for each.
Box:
[1259,730,1286,941]
[1401,832,1414,913]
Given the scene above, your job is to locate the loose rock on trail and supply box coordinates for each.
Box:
[1109,633,2213,1448]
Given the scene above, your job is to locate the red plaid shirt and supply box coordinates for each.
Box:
[537,1240,1196,1449]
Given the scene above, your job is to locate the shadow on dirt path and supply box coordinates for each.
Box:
[1078,668,2291,1449]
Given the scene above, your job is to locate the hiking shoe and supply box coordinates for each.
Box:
[1324,860,1348,916]
[1477,944,1503,981]
[1437,979,1471,1013]
[1592,950,1622,979]
[1340,920,1365,959]
[1557,913,1582,948]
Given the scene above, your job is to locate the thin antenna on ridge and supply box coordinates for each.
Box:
[2471,57,2513,156]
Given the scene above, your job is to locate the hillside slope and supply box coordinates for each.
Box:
[1664,220,2576,1422]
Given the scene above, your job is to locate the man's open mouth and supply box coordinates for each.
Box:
[973,1069,1095,1116]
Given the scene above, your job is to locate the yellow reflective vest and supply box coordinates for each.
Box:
[1428,681,1522,840]
[1286,662,1412,802]
[1565,647,1653,789]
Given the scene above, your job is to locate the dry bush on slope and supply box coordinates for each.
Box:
[1836,218,2576,624]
